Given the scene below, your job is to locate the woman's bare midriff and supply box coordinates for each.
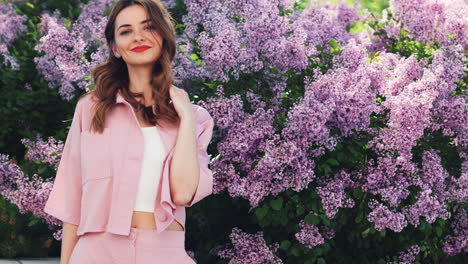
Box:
[131,211,184,231]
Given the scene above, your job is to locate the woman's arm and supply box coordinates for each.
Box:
[60,222,80,264]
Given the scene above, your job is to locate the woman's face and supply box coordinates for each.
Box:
[111,4,163,66]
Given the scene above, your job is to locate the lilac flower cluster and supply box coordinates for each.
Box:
[315,170,358,219]
[211,97,317,205]
[294,0,364,53]
[388,245,420,264]
[0,154,61,231]
[367,199,407,232]
[197,86,246,132]
[211,227,283,264]
[389,0,468,47]
[21,135,64,169]
[34,0,113,100]
[430,96,468,160]
[442,206,468,256]
[362,156,418,207]
[447,160,468,204]
[0,2,28,70]
[176,0,316,82]
[294,215,335,249]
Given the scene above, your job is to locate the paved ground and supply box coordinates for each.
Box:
[0,259,60,264]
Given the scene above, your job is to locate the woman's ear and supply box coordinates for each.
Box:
[111,42,120,58]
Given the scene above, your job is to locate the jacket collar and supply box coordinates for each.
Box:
[116,90,126,104]
[114,89,178,140]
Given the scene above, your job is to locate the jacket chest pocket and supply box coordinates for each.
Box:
[80,128,112,184]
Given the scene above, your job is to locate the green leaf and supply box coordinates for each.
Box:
[355,210,363,223]
[280,240,291,250]
[435,226,443,237]
[361,227,371,238]
[296,206,305,215]
[190,53,199,61]
[379,229,386,237]
[326,158,339,166]
[27,216,40,227]
[317,258,326,264]
[353,188,363,199]
[329,39,339,49]
[321,164,332,173]
[268,66,279,74]
[291,245,302,256]
[270,197,283,211]
[305,214,320,225]
[255,206,268,221]
[320,214,331,226]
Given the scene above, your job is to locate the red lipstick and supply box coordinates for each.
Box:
[131,45,151,52]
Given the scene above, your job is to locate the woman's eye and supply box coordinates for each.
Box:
[119,26,154,35]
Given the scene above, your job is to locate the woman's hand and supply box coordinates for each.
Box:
[168,85,195,121]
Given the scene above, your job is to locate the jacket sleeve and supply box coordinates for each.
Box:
[184,107,214,207]
[43,100,83,225]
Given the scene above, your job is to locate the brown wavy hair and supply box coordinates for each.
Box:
[87,0,180,134]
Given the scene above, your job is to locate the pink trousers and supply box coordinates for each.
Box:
[68,227,196,264]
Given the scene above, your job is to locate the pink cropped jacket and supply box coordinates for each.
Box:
[43,90,214,236]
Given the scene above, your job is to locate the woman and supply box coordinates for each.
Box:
[43,0,214,263]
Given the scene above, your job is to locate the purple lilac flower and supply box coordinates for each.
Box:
[369,69,448,161]
[442,206,468,256]
[34,0,113,100]
[388,245,420,264]
[21,136,64,169]
[197,86,246,132]
[294,215,336,249]
[211,227,283,264]
[447,160,468,204]
[316,170,359,219]
[181,0,317,82]
[362,156,420,207]
[390,0,468,47]
[367,199,407,232]
[246,137,316,206]
[294,0,360,54]
[0,2,28,70]
[0,154,61,229]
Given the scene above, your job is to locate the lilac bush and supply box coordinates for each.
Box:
[1,0,466,262]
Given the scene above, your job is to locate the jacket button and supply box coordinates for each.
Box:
[157,212,167,221]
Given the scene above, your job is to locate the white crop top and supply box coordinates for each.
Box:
[133,126,167,212]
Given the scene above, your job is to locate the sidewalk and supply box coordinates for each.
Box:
[0,258,59,264]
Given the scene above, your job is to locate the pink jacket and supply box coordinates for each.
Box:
[43,90,214,236]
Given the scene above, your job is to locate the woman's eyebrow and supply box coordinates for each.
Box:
[117,19,151,30]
